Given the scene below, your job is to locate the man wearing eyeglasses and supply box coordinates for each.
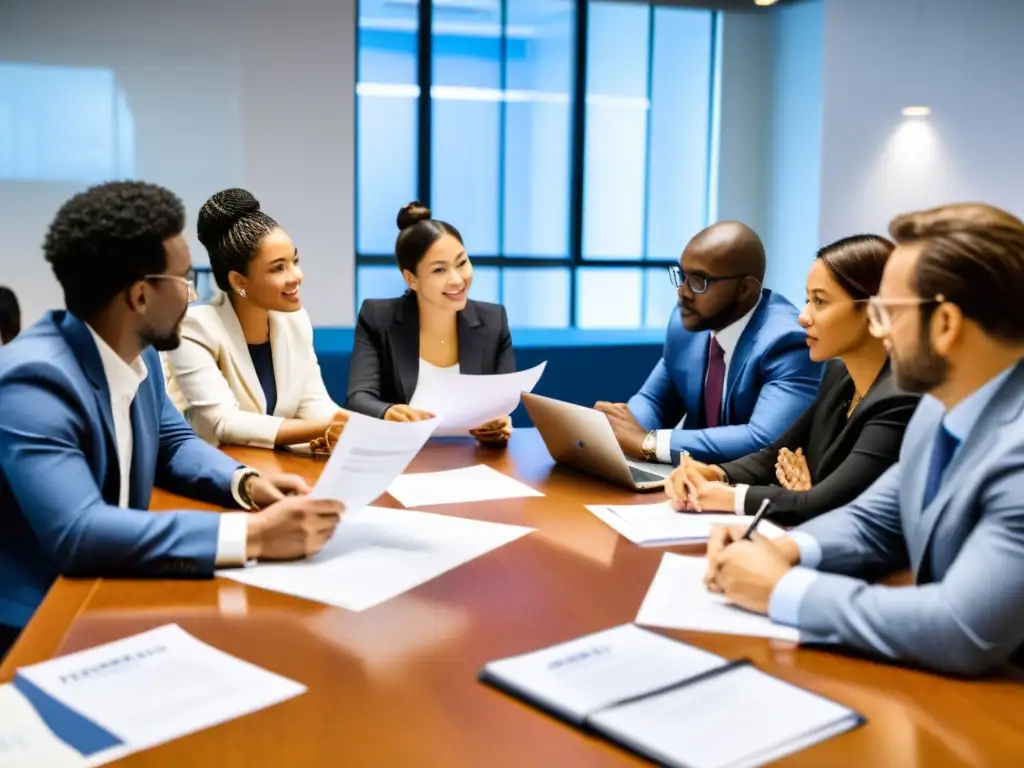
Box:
[703,203,1024,676]
[597,221,823,465]
[0,182,343,660]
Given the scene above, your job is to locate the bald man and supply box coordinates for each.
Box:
[597,222,823,467]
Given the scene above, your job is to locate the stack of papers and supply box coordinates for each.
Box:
[218,506,533,611]
[585,502,785,546]
[481,623,863,768]
[409,362,546,434]
[636,553,800,642]
[2,624,304,766]
[387,465,544,507]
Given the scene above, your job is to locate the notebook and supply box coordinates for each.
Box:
[480,624,864,768]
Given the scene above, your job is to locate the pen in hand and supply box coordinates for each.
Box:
[740,499,772,540]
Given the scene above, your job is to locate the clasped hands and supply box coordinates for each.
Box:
[666,447,812,512]
[383,405,512,445]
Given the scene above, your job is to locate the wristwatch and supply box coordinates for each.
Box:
[235,468,262,511]
[640,430,657,461]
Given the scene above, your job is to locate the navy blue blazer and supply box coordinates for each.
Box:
[628,289,824,464]
[0,311,243,629]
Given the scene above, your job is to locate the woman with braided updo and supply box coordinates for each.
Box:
[164,188,348,450]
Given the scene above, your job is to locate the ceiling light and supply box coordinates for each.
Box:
[754,0,779,5]
[902,106,932,117]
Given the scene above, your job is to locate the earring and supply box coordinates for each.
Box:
[237,288,247,298]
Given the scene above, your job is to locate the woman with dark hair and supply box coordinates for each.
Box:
[665,234,920,525]
[164,188,348,449]
[346,202,515,444]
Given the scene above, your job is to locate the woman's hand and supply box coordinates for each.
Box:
[384,405,435,422]
[309,410,352,456]
[665,456,726,511]
[470,415,512,445]
[775,447,812,491]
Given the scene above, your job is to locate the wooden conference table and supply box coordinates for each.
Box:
[3,430,1023,766]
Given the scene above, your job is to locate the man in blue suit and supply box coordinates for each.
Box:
[705,203,1024,676]
[0,182,343,659]
[598,221,823,465]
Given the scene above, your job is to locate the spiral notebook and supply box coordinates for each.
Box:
[480,624,864,768]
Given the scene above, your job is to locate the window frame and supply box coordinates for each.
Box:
[354,0,720,329]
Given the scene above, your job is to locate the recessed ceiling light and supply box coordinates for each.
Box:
[902,106,932,117]
[754,0,779,6]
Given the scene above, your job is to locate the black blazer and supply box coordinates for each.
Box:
[720,358,919,526]
[346,292,516,419]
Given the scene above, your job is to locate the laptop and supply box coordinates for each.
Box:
[522,392,671,492]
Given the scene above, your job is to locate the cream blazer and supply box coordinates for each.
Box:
[164,293,340,448]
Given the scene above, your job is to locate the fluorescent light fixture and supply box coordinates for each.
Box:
[754,0,779,6]
[902,106,932,117]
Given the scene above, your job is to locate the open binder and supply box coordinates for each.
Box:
[480,624,864,768]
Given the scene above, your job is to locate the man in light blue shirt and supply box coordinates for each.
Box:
[703,202,1024,676]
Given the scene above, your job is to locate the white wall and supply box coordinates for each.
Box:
[819,0,1024,242]
[0,0,355,327]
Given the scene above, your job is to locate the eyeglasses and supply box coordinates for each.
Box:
[144,271,199,303]
[866,295,945,337]
[667,266,759,294]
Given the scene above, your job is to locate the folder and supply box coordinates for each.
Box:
[480,624,864,768]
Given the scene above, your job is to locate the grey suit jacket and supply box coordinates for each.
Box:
[792,361,1024,676]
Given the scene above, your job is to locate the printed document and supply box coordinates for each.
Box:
[636,554,800,641]
[388,464,544,507]
[13,624,305,764]
[409,362,546,433]
[219,506,533,611]
[0,684,85,767]
[310,411,438,511]
[590,662,862,768]
[585,502,785,546]
[480,624,725,723]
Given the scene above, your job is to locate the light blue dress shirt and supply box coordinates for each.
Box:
[768,364,1017,628]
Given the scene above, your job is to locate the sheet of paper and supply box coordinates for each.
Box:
[14,624,305,763]
[310,411,438,511]
[585,502,785,546]
[636,554,800,642]
[218,506,533,611]
[481,624,725,723]
[0,684,85,767]
[591,663,859,768]
[409,362,546,432]
[387,464,544,507]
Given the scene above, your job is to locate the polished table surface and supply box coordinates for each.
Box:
[3,430,1023,766]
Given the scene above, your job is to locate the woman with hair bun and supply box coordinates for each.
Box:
[165,188,348,450]
[665,234,921,525]
[346,202,516,444]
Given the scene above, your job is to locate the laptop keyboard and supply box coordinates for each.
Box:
[629,466,665,484]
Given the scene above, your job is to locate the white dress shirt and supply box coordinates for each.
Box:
[654,296,762,464]
[86,326,249,565]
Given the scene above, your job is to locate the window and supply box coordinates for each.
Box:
[355,0,716,330]
[0,62,134,182]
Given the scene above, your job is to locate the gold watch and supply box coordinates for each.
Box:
[640,430,657,461]
[236,468,261,511]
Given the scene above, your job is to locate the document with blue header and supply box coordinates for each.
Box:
[481,623,864,768]
[10,624,305,766]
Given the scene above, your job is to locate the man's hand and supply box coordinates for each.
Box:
[594,401,646,459]
[470,415,513,445]
[385,405,435,422]
[247,472,311,508]
[666,457,727,511]
[245,496,344,560]
[776,447,812,491]
[707,536,795,614]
